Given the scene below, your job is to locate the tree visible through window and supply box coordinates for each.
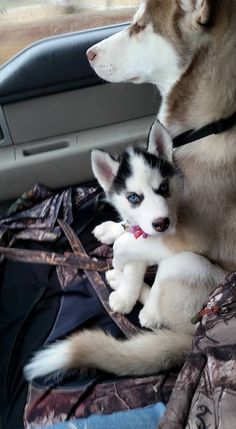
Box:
[0,0,139,65]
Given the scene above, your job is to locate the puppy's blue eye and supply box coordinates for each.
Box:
[127,193,143,205]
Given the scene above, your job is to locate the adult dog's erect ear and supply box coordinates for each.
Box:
[179,0,212,27]
[147,120,173,163]
[91,149,119,193]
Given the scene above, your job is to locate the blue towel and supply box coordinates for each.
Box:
[39,402,166,428]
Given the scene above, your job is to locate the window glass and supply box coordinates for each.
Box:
[0,0,139,66]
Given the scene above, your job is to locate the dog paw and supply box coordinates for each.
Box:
[109,290,136,314]
[106,269,122,290]
[139,306,163,329]
[92,221,124,245]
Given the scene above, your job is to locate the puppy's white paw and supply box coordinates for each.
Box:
[106,269,122,290]
[139,305,163,329]
[92,221,124,245]
[109,290,136,314]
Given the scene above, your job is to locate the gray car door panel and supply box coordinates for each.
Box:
[0,24,160,201]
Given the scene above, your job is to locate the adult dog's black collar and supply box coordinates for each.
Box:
[173,110,236,147]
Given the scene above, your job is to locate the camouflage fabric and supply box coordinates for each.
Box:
[0,182,100,244]
[160,272,236,429]
[24,373,177,428]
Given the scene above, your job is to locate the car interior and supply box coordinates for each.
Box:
[2,2,236,429]
[0,2,164,428]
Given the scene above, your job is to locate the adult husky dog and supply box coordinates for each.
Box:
[25,0,236,379]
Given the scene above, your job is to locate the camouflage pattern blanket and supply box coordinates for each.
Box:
[160,272,236,429]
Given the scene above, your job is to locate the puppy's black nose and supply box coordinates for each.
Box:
[152,217,170,232]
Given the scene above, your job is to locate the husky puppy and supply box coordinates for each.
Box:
[25,0,236,379]
[92,120,183,321]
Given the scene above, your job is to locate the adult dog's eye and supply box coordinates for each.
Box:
[157,180,169,197]
[127,193,143,205]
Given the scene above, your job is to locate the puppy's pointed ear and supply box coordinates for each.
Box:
[179,0,212,27]
[147,120,173,163]
[91,149,119,192]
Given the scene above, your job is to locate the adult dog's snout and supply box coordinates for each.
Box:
[152,218,170,233]
[86,47,97,62]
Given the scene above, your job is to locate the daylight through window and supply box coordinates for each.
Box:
[0,0,139,65]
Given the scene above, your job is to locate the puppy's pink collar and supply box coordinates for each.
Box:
[130,226,149,239]
[122,223,149,239]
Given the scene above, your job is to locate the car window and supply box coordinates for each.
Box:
[0,0,139,66]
